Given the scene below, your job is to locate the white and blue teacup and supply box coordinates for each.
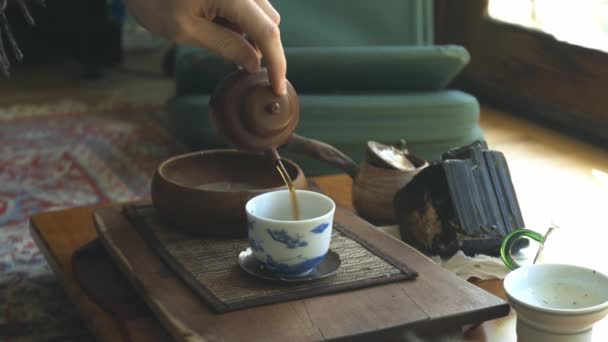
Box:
[245,189,336,277]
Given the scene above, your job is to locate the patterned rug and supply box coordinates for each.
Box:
[0,101,186,341]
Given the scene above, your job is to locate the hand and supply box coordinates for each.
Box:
[124,0,286,95]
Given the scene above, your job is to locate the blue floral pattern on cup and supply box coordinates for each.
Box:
[246,189,336,279]
[266,229,308,249]
[262,254,327,276]
[247,219,256,231]
[249,239,264,252]
[310,223,330,234]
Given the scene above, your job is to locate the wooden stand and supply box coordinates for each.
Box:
[30,175,510,341]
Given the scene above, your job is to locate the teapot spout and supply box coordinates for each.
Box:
[283,134,359,178]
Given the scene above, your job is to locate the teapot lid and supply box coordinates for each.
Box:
[209,69,300,152]
[366,141,416,171]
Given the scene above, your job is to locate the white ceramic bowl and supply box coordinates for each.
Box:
[504,264,608,342]
[245,190,336,277]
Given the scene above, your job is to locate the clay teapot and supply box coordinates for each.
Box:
[209,68,300,153]
[209,69,428,225]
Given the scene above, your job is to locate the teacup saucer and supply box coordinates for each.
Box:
[237,248,341,283]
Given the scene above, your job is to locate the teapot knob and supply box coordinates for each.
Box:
[209,69,299,152]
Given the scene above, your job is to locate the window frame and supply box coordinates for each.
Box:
[435,0,608,144]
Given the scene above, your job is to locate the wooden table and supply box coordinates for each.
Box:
[31,174,514,341]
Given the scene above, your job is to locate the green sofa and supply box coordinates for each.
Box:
[165,1,483,175]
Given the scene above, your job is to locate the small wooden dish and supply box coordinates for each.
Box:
[150,149,307,237]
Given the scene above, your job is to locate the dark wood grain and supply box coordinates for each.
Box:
[94,201,509,341]
[71,239,174,342]
[27,175,354,342]
[435,0,608,144]
[333,209,510,328]
[96,206,327,342]
[29,205,170,342]
[29,174,511,342]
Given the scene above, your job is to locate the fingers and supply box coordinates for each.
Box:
[180,17,261,73]
[251,0,280,61]
[221,0,286,95]
[213,17,243,34]
[253,0,280,25]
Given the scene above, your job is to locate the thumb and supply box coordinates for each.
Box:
[178,17,261,73]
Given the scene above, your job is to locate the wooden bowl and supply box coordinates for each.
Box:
[151,149,307,237]
[352,154,428,225]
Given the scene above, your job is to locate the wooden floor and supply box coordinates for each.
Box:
[0,49,173,107]
[480,105,608,274]
[2,49,608,272]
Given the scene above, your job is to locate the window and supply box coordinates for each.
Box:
[435,0,608,144]
[489,0,608,53]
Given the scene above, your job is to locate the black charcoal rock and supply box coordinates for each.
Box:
[394,140,528,258]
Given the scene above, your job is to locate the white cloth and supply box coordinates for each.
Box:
[431,251,510,280]
[378,225,510,280]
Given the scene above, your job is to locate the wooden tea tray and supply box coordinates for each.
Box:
[93,202,509,341]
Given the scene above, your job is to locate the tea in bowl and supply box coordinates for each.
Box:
[245,189,335,277]
[504,263,608,342]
